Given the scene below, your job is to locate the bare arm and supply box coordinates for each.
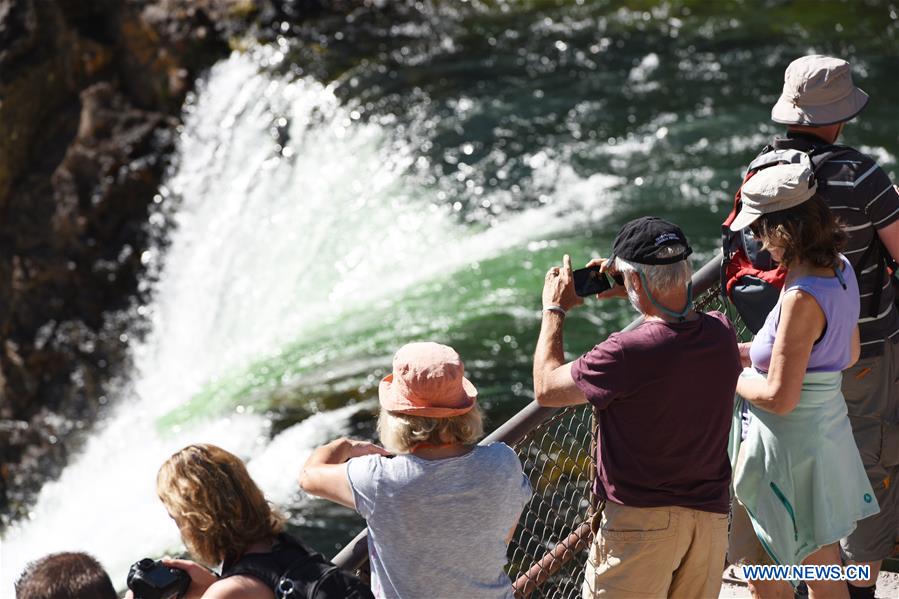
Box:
[737,342,752,368]
[735,290,824,415]
[299,438,390,509]
[201,576,272,599]
[533,255,588,407]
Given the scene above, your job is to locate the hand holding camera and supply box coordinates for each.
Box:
[127,557,217,599]
[127,559,190,599]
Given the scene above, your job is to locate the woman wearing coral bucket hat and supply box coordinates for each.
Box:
[300,342,532,599]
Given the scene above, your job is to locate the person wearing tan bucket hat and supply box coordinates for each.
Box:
[736,55,899,599]
[300,341,532,599]
[727,162,879,599]
[770,55,869,126]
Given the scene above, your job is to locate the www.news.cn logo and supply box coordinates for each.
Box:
[740,564,871,581]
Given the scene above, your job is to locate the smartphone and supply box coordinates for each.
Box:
[573,265,613,297]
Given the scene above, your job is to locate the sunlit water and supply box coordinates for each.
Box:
[3,0,898,591]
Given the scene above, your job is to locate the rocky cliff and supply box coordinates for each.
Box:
[0,0,356,526]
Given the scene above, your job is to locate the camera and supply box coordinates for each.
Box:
[127,558,190,599]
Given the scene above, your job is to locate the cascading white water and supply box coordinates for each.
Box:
[1,47,623,590]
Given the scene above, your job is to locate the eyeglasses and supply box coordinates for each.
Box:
[608,271,625,286]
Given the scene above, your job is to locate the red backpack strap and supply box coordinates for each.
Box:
[723,170,756,229]
[725,261,786,297]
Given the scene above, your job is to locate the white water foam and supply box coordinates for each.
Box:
[1,47,622,591]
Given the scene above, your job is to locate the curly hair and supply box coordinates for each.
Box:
[753,194,847,269]
[156,444,286,566]
[377,406,484,454]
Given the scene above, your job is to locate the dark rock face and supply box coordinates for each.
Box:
[0,0,348,526]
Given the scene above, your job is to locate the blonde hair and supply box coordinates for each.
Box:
[377,406,484,454]
[156,444,286,566]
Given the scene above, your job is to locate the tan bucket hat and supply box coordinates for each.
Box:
[771,55,869,126]
[378,342,477,418]
[730,161,818,231]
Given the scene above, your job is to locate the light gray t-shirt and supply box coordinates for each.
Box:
[346,442,532,599]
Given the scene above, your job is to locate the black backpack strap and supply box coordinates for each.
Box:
[221,553,283,589]
[806,143,853,173]
[221,534,312,590]
[219,534,372,599]
[275,544,374,599]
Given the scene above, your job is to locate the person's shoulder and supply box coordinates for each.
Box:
[477,442,523,471]
[477,441,518,459]
[701,310,732,327]
[697,311,740,339]
[203,575,275,599]
[819,144,878,175]
[575,332,625,364]
[347,452,391,482]
[348,452,390,466]
[781,286,822,313]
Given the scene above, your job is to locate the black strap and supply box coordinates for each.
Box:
[221,534,312,590]
[225,553,283,589]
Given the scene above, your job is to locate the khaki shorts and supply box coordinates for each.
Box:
[728,498,774,566]
[582,502,728,598]
[727,441,774,566]
[841,340,899,562]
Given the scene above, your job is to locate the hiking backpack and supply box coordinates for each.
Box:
[721,144,855,333]
[223,533,375,599]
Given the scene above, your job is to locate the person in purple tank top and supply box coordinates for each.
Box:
[728,162,878,599]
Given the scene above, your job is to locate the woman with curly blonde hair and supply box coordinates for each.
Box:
[153,444,372,599]
[157,444,286,567]
[148,444,284,599]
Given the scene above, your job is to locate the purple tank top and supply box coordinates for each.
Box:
[750,255,859,373]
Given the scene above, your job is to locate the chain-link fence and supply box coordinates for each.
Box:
[506,405,595,598]
[694,285,753,343]
[504,278,748,598]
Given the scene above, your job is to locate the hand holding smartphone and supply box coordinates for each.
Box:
[573,265,613,297]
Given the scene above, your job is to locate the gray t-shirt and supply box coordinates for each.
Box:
[346,442,532,599]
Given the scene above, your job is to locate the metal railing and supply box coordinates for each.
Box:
[332,253,741,596]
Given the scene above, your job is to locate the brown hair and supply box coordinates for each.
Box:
[753,194,846,269]
[156,444,286,566]
[377,405,484,454]
[15,552,116,599]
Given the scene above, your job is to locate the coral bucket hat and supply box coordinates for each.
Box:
[379,342,477,418]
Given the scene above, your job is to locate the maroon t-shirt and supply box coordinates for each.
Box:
[571,311,740,514]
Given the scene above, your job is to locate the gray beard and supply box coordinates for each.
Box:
[627,285,644,315]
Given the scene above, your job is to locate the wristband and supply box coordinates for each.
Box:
[543,304,566,317]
